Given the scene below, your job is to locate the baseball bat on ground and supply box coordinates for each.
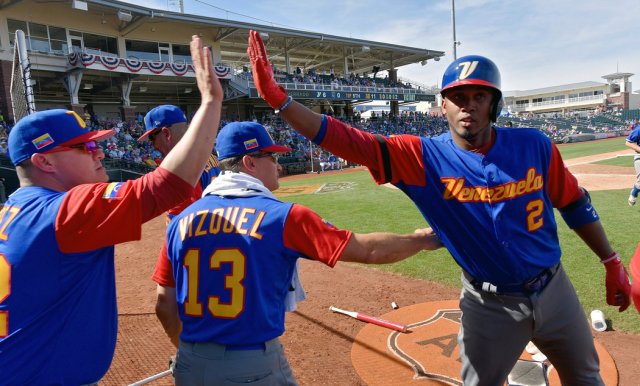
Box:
[329,306,408,333]
[128,369,172,386]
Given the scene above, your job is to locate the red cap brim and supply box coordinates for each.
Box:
[137,129,154,142]
[441,79,499,94]
[60,129,115,146]
[261,144,292,153]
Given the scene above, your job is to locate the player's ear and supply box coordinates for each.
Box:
[241,154,258,173]
[159,127,171,142]
[30,153,56,173]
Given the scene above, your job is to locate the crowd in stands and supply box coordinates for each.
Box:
[0,113,9,157]
[0,107,637,173]
[239,66,418,90]
[83,109,449,170]
[258,110,449,165]
[497,109,633,143]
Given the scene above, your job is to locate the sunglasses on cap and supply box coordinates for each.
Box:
[249,152,279,163]
[43,140,101,154]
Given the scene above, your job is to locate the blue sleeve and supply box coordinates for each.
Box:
[312,115,328,145]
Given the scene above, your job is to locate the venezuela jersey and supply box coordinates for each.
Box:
[166,194,351,345]
[316,116,582,285]
[0,168,191,384]
[154,154,220,286]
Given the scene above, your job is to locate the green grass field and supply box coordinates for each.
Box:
[279,138,640,334]
[556,137,627,159]
[594,155,634,167]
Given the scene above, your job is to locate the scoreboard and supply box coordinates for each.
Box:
[248,88,435,102]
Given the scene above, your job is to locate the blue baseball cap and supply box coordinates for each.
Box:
[8,109,114,166]
[216,122,291,161]
[440,55,501,95]
[139,105,187,141]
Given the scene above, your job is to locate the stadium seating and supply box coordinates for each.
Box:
[2,108,636,179]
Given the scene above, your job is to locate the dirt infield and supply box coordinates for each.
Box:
[104,151,640,386]
[350,300,617,385]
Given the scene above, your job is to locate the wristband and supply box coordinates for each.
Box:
[275,96,294,114]
[600,252,620,265]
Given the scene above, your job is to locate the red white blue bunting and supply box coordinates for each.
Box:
[147,61,167,74]
[170,62,189,76]
[64,53,232,78]
[124,58,143,72]
[100,55,120,70]
[68,52,80,66]
[214,63,230,77]
[81,53,98,66]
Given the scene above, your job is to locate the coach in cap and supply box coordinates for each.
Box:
[141,104,221,348]
[0,36,222,384]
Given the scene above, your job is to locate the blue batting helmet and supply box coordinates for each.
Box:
[440,55,503,122]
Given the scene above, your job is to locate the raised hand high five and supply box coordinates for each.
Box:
[191,35,223,105]
[247,30,288,109]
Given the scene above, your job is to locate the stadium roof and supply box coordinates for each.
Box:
[37,0,445,75]
[602,72,634,80]
[1,0,444,107]
[503,81,606,98]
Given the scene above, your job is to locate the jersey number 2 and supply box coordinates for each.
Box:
[183,248,245,319]
[526,199,544,232]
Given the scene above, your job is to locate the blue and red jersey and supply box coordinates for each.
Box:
[153,154,219,286]
[313,115,582,285]
[0,168,192,385]
[626,124,640,156]
[162,194,351,345]
[166,153,220,222]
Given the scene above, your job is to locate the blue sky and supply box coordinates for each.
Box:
[123,0,640,93]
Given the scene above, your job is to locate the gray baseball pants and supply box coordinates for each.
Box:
[458,264,603,386]
[174,338,297,386]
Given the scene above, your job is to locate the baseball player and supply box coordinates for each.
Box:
[137,104,221,347]
[0,36,222,385]
[247,30,632,385]
[153,121,442,385]
[624,121,640,206]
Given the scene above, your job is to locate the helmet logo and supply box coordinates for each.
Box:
[456,61,479,80]
[66,111,87,128]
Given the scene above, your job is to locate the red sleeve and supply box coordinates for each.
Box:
[546,143,583,207]
[323,116,426,185]
[283,204,353,268]
[631,244,640,280]
[151,240,175,287]
[55,167,193,253]
[153,177,205,287]
[166,182,202,219]
[382,135,427,186]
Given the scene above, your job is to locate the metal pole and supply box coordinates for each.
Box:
[128,369,172,386]
[309,140,314,173]
[451,0,457,60]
